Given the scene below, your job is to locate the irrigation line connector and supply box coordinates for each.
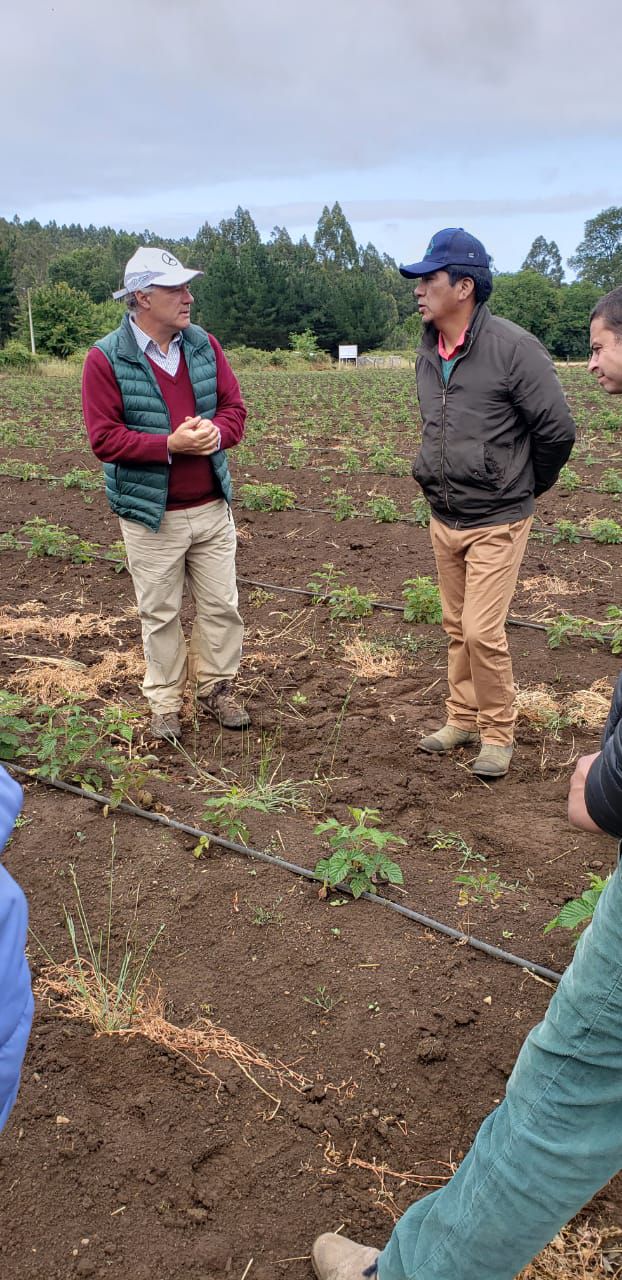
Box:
[10,765,563,987]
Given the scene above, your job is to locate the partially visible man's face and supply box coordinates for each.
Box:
[414,270,473,330]
[589,317,622,394]
[141,284,194,335]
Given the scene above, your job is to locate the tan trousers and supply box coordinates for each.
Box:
[120,501,243,715]
[429,515,532,746]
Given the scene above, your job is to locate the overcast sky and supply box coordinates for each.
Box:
[3,0,622,274]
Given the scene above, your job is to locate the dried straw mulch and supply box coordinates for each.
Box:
[516,679,613,731]
[520,574,588,604]
[0,603,124,648]
[341,636,404,679]
[8,649,145,704]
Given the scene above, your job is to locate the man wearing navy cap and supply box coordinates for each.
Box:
[399,228,575,776]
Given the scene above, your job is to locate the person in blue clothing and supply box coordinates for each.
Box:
[311,285,622,1279]
[0,765,34,1133]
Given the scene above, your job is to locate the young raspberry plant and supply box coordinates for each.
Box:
[313,806,405,899]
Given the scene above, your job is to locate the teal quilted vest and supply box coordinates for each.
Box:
[95,315,233,531]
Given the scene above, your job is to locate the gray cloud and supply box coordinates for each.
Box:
[1,0,622,210]
[223,193,612,232]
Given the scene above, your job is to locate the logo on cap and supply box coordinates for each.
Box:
[126,271,157,292]
[161,252,178,267]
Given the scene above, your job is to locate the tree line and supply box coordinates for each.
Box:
[1,203,621,360]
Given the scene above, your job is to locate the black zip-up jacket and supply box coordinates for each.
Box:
[585,672,622,839]
[413,304,576,528]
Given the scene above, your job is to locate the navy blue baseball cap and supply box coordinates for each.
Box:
[399,227,490,278]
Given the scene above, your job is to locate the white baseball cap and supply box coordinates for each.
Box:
[113,247,203,300]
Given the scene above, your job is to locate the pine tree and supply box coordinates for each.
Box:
[313,203,359,269]
[0,247,17,344]
[521,236,564,285]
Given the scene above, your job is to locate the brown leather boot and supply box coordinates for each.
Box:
[199,681,250,730]
[150,712,181,743]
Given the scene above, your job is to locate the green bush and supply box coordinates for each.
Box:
[289,328,324,361]
[0,339,38,370]
[29,282,96,358]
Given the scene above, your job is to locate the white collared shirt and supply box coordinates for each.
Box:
[130,315,182,376]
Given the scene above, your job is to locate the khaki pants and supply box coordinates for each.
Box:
[429,515,532,746]
[120,501,243,715]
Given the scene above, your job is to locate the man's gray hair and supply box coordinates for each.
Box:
[125,286,154,313]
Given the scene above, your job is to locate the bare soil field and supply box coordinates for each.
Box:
[0,364,621,1279]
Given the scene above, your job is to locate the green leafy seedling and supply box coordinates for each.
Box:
[403,577,442,624]
[313,806,405,899]
[544,874,609,942]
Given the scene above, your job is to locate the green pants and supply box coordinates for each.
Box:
[378,856,622,1280]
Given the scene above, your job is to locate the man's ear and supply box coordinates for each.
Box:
[459,277,475,301]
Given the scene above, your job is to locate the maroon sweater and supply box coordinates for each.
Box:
[82,334,246,509]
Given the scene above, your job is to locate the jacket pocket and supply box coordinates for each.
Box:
[454,443,503,490]
[413,440,439,491]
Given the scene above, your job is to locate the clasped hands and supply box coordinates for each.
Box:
[168,415,220,455]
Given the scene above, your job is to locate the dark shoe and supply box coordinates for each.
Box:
[199,681,250,730]
[419,724,479,754]
[150,712,181,743]
[470,743,514,777]
[312,1233,380,1280]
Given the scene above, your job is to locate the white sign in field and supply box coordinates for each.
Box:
[338,344,358,363]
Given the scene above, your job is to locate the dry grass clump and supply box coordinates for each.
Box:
[516,680,613,732]
[519,1222,622,1279]
[515,685,561,726]
[342,636,403,679]
[36,962,310,1107]
[521,574,587,603]
[0,603,122,647]
[240,645,282,672]
[564,678,613,728]
[9,649,145,704]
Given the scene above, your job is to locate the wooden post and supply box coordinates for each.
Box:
[26,288,36,354]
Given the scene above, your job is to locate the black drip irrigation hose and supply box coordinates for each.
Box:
[236,576,548,632]
[9,765,563,986]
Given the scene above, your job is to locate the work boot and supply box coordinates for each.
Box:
[199,680,250,730]
[470,743,514,777]
[312,1233,380,1280]
[150,712,181,743]
[419,724,479,754]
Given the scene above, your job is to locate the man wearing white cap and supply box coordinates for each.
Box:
[82,246,249,742]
